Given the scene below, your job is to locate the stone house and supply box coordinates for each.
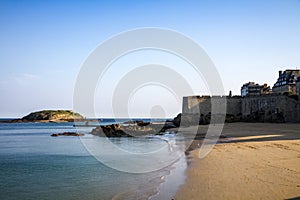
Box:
[241,82,271,97]
[272,69,300,95]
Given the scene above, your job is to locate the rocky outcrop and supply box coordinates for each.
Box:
[3,110,84,123]
[90,121,177,137]
[91,124,131,137]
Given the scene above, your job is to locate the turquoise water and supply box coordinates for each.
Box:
[0,121,187,200]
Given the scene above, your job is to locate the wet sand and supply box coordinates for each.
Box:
[175,123,300,200]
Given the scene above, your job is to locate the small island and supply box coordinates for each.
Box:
[3,110,84,123]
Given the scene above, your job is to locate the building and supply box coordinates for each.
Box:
[241,82,271,97]
[272,69,300,95]
[241,82,261,97]
[261,83,272,95]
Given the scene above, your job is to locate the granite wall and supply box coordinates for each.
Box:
[182,94,300,123]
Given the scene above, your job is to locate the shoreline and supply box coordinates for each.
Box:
[174,123,300,200]
[149,155,188,200]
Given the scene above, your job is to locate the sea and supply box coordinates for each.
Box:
[0,119,188,200]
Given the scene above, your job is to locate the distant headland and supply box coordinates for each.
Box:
[2,110,84,123]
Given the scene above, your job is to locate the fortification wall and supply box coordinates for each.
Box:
[182,94,300,123]
[242,95,300,122]
[286,97,300,122]
[182,96,241,115]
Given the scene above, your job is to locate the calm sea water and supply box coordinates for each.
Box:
[0,120,187,200]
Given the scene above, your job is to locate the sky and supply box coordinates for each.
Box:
[0,0,300,118]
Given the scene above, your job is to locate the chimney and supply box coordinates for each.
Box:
[279,70,282,77]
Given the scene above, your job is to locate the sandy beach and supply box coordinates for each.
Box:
[175,123,300,200]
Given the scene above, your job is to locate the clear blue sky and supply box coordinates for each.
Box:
[1,0,300,117]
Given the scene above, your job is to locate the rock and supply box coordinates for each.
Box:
[173,113,181,127]
[2,110,84,123]
[173,113,201,127]
[158,122,177,132]
[123,120,150,126]
[91,124,134,137]
[51,132,84,137]
[90,120,176,137]
[136,121,150,126]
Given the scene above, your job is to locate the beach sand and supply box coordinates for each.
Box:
[175,123,300,200]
